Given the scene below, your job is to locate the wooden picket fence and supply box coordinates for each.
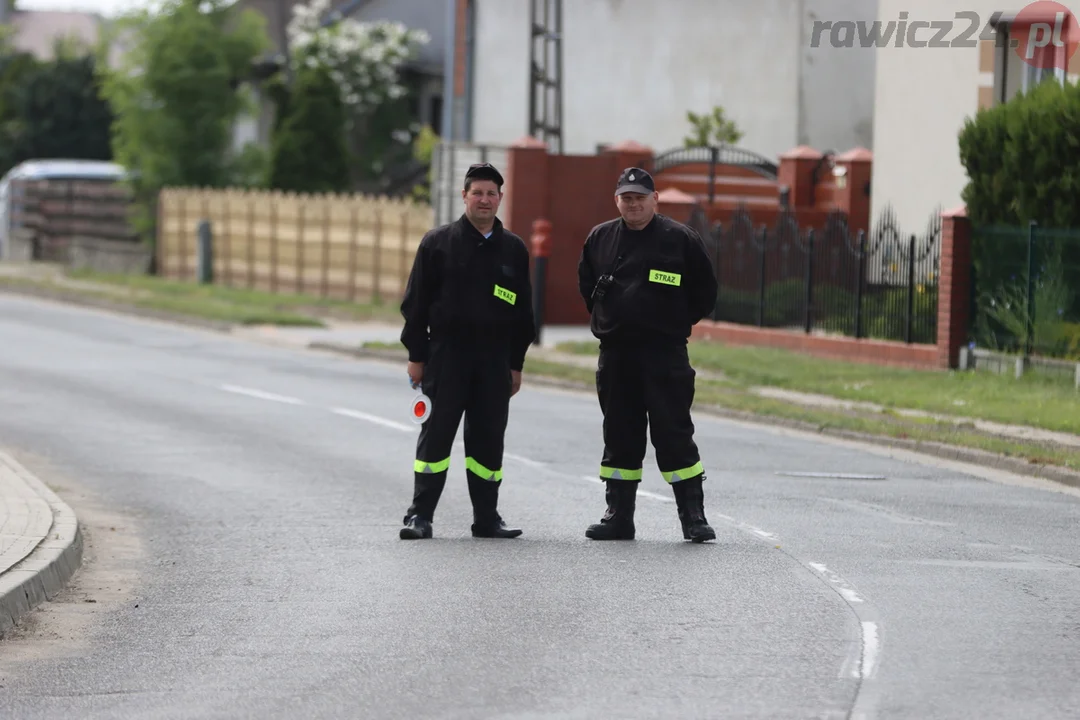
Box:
[156,187,435,301]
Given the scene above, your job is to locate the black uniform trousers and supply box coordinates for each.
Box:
[595,341,705,484]
[405,336,513,524]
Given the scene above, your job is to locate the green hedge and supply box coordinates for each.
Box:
[958,78,1080,227]
[268,65,352,194]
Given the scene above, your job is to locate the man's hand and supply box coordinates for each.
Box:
[511,370,522,397]
[407,361,424,389]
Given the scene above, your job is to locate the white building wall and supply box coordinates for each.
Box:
[472,0,808,160]
[800,0,879,151]
[470,0,531,148]
[871,0,1080,233]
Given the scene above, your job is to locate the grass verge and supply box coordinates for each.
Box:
[361,339,1080,474]
[555,340,1080,436]
[0,268,401,327]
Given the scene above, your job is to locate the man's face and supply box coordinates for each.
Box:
[616,190,658,226]
[462,180,502,221]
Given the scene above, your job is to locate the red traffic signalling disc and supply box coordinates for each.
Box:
[410,393,432,424]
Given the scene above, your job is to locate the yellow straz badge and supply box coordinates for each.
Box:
[648,270,681,286]
[494,285,517,305]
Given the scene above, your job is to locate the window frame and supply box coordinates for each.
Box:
[990,11,1071,105]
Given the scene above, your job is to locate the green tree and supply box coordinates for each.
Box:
[0,50,39,175]
[97,0,269,238]
[268,65,351,193]
[683,106,743,148]
[958,78,1080,227]
[11,53,114,165]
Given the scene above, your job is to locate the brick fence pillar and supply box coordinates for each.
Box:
[657,187,697,223]
[602,139,654,179]
[937,206,973,369]
[777,146,823,208]
[834,147,872,232]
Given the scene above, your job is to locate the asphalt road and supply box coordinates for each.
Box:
[0,293,1079,720]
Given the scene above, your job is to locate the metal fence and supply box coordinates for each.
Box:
[430,141,509,227]
[970,222,1080,360]
[692,204,943,345]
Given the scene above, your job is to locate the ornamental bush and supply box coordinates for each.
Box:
[286,0,429,126]
[958,78,1080,227]
[268,64,351,194]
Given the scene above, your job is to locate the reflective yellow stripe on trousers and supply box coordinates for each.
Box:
[661,462,704,483]
[465,457,503,481]
[414,457,450,474]
[599,466,643,480]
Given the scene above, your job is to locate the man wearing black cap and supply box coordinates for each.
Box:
[577,166,719,543]
[397,163,536,540]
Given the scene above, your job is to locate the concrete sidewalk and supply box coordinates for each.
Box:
[0,450,82,635]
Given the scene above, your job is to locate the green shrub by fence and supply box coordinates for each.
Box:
[959,78,1080,229]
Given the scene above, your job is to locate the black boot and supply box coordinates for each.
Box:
[468,476,522,538]
[585,480,637,540]
[400,474,446,539]
[672,475,716,543]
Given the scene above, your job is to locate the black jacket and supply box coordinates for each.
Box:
[577,213,718,344]
[400,215,536,371]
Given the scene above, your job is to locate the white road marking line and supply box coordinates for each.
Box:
[809,562,865,604]
[714,513,777,540]
[821,498,955,527]
[808,561,880,687]
[860,621,880,679]
[332,408,416,433]
[638,488,674,503]
[504,453,546,468]
[578,475,675,503]
[219,384,305,405]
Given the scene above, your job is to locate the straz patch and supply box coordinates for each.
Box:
[648,270,681,287]
[494,284,517,305]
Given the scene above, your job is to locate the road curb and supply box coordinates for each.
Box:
[0,451,83,636]
[0,280,236,333]
[308,341,1080,489]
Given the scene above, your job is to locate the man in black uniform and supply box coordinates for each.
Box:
[577,167,720,543]
[398,163,536,540]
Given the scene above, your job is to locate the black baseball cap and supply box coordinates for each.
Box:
[615,167,655,195]
[464,162,504,188]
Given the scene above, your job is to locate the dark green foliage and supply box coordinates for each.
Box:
[268,66,351,194]
[958,79,1080,227]
[0,50,40,173]
[10,54,114,166]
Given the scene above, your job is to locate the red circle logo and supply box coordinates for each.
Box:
[1014,1,1079,69]
[413,401,426,417]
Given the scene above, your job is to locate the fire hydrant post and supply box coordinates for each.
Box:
[530,218,552,346]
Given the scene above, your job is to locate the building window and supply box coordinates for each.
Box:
[988,11,1073,107]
